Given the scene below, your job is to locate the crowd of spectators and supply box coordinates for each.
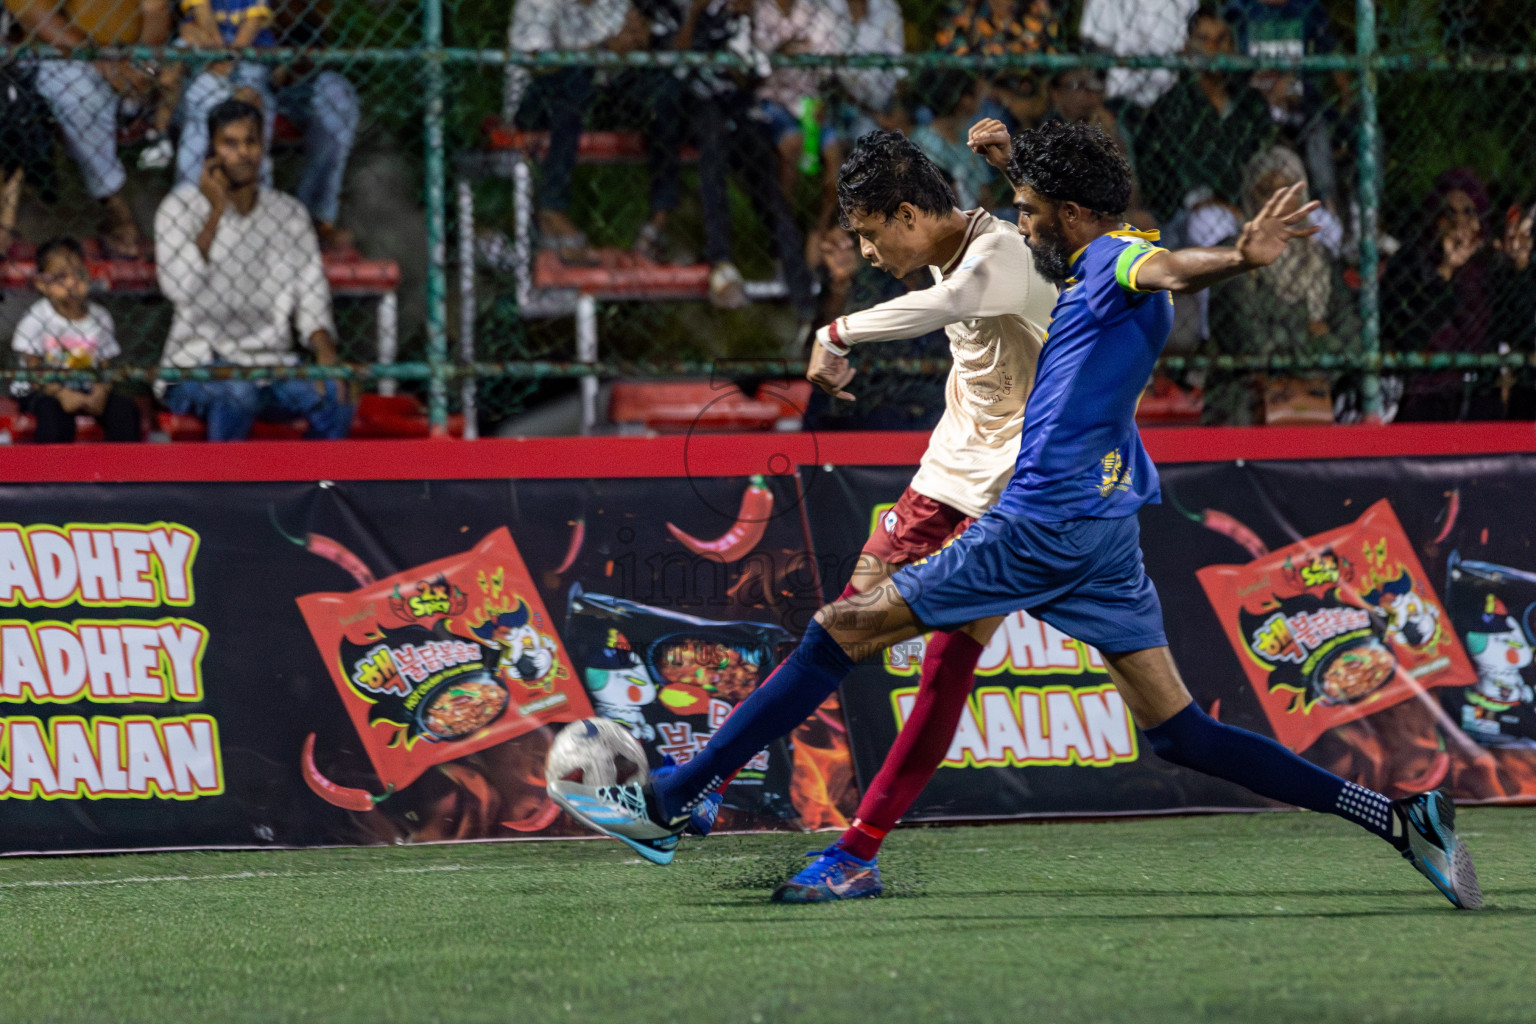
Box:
[0,0,1527,441]
[505,0,1535,427]
[0,0,362,442]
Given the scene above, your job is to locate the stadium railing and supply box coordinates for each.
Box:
[0,0,1530,435]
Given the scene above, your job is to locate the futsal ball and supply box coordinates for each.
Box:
[546,717,648,790]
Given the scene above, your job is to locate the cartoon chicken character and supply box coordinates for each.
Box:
[582,630,657,740]
[471,601,560,691]
[1468,596,1533,705]
[1362,571,1440,648]
[1454,594,1536,748]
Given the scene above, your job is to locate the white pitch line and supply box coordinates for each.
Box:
[0,863,504,890]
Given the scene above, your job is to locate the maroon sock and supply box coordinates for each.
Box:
[836,629,984,860]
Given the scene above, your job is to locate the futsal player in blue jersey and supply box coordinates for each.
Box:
[569,121,1481,910]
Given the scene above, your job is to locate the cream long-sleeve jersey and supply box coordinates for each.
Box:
[815,209,1057,520]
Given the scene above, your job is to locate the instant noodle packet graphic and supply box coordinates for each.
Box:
[1197,499,1475,752]
[297,527,592,806]
[564,585,801,821]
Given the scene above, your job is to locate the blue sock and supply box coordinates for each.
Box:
[1144,703,1398,844]
[653,621,854,821]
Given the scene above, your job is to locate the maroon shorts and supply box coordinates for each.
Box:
[860,486,975,568]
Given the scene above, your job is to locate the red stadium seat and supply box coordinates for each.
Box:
[155,393,464,441]
[533,250,710,301]
[158,411,208,442]
[0,248,399,295]
[609,381,786,433]
[1135,374,1204,425]
[758,380,813,421]
[480,121,699,163]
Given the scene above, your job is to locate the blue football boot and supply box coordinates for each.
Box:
[1393,789,1482,910]
[772,846,882,903]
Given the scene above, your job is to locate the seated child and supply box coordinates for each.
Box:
[11,237,140,443]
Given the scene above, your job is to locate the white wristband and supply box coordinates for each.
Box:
[817,319,851,357]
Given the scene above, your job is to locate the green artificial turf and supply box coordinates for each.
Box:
[1,810,1531,1024]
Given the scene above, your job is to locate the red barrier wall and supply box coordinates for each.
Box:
[1,423,1533,483]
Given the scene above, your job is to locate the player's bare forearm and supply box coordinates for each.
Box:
[1133,246,1249,294]
[1138,182,1322,294]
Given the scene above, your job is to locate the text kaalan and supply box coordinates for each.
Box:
[0,522,221,800]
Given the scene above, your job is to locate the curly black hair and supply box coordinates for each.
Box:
[1007,120,1132,218]
[837,129,957,227]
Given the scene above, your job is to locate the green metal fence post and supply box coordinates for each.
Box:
[1357,0,1382,418]
[423,0,449,434]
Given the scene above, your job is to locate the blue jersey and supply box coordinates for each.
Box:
[995,229,1174,521]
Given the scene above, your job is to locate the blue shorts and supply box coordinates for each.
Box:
[891,511,1168,654]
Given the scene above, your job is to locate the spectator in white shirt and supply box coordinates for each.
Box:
[154,100,351,442]
[1079,0,1199,112]
[11,236,140,443]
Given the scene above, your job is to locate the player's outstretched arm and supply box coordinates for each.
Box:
[1134,182,1322,294]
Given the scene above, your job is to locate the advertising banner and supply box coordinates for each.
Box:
[3,443,1536,854]
[811,456,1536,820]
[0,475,855,854]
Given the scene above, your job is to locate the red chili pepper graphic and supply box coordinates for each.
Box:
[814,707,847,733]
[553,518,586,574]
[1398,749,1451,793]
[1431,489,1460,544]
[504,798,563,833]
[1201,509,1269,560]
[301,733,383,812]
[306,533,376,587]
[269,504,378,587]
[666,475,773,564]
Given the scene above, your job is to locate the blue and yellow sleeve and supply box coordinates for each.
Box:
[1112,239,1167,294]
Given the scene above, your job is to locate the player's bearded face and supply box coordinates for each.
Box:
[1022,204,1072,285]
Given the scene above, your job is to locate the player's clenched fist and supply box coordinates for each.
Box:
[967,118,1012,173]
[807,340,857,401]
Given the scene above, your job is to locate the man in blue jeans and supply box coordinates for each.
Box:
[155,99,352,441]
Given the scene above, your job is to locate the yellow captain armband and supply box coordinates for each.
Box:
[1113,240,1167,293]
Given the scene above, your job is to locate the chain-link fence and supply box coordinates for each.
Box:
[0,0,1529,439]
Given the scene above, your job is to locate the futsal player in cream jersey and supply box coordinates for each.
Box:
[553,128,1055,888]
[778,129,1057,899]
